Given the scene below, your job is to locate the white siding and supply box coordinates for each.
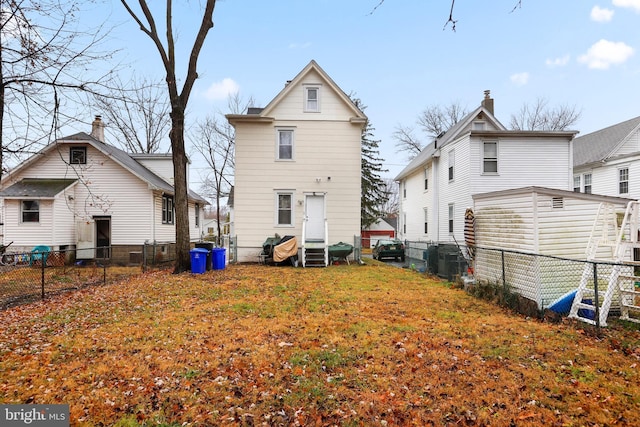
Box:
[576,154,640,201]
[3,144,155,245]
[135,157,174,184]
[234,118,361,262]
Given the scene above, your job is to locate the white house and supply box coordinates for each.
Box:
[227,60,367,265]
[573,116,640,200]
[394,91,578,244]
[0,116,208,264]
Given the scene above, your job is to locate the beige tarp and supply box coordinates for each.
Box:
[273,237,298,262]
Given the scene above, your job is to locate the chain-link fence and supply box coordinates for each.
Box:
[0,247,142,310]
[0,240,234,309]
[404,242,639,318]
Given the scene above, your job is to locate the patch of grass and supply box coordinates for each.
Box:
[1,264,639,426]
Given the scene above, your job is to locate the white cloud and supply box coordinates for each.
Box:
[204,78,239,100]
[545,55,570,67]
[613,0,640,12]
[510,72,530,86]
[590,6,614,21]
[578,39,634,69]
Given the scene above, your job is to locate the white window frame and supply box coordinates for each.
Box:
[304,85,321,112]
[162,194,174,224]
[275,191,294,227]
[402,181,406,199]
[472,121,486,131]
[424,167,429,191]
[276,128,295,161]
[573,175,581,192]
[583,173,592,194]
[482,140,498,174]
[423,208,428,234]
[21,200,40,223]
[448,203,454,234]
[195,203,200,227]
[619,167,629,195]
[448,149,455,182]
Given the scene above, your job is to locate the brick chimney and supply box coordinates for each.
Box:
[481,90,494,115]
[91,115,105,142]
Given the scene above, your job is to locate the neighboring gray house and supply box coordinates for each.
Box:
[0,116,208,264]
[573,116,640,200]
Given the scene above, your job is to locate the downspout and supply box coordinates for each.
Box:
[433,154,440,243]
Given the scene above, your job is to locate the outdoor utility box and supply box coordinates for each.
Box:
[212,248,226,270]
[424,245,439,275]
[437,244,467,281]
[195,242,214,271]
[190,248,208,274]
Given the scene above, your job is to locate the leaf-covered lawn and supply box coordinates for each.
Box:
[1,262,639,426]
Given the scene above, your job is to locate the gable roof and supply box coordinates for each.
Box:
[573,116,640,167]
[0,178,77,199]
[3,132,207,204]
[394,104,505,181]
[226,60,367,125]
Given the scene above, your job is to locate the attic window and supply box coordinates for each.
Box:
[304,85,320,112]
[472,121,486,131]
[70,147,86,164]
[552,197,564,209]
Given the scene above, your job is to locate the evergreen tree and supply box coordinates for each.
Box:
[352,97,389,230]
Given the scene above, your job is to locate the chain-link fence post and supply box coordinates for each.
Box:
[593,261,600,330]
[41,257,45,300]
[501,249,506,291]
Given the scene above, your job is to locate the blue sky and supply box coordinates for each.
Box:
[103,0,640,182]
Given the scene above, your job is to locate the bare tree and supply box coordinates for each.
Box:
[0,0,113,180]
[93,76,171,153]
[120,0,216,273]
[393,101,468,161]
[191,93,253,244]
[378,178,399,218]
[510,97,581,131]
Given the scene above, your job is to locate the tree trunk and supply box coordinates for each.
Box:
[170,111,191,273]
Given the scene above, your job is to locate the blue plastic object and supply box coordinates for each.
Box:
[190,248,208,274]
[212,248,226,270]
[548,289,577,314]
[30,245,51,266]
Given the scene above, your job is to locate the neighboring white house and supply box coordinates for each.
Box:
[394,91,578,244]
[0,116,207,264]
[227,60,367,265]
[472,186,634,310]
[573,115,640,200]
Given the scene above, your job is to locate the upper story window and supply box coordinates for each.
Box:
[162,195,174,224]
[22,200,40,223]
[402,181,406,198]
[277,128,294,160]
[573,175,581,192]
[195,203,200,227]
[424,167,429,191]
[276,192,293,226]
[304,85,320,112]
[584,173,592,194]
[448,149,455,182]
[472,121,486,131]
[448,203,454,234]
[70,146,87,164]
[619,168,629,194]
[482,141,498,174]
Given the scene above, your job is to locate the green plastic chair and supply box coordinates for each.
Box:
[30,245,51,266]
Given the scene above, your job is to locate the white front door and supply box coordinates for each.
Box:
[305,194,325,241]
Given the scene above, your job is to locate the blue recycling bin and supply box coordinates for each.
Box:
[212,248,226,270]
[190,248,209,274]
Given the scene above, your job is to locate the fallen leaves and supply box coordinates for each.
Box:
[0,263,639,425]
